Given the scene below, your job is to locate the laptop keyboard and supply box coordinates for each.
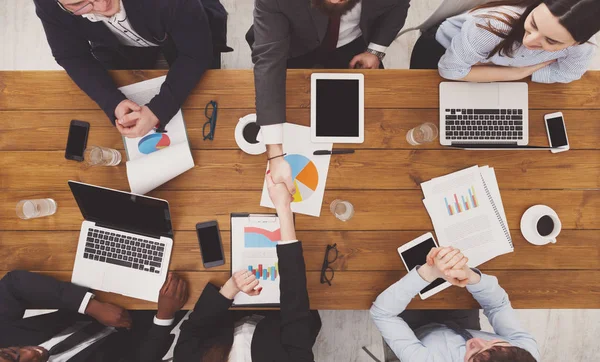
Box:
[84,228,165,274]
[444,109,524,140]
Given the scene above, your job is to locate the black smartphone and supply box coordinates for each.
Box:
[65,120,90,161]
[196,221,225,268]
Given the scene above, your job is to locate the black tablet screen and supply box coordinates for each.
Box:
[316,79,359,137]
[400,238,447,294]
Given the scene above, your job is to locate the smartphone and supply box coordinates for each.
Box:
[65,120,90,161]
[196,221,225,268]
[544,112,569,153]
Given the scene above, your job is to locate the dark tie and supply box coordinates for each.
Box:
[320,14,342,53]
[48,322,106,356]
[445,321,474,342]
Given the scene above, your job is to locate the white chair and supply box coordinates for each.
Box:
[395,0,500,40]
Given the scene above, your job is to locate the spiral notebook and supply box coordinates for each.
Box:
[421,165,513,267]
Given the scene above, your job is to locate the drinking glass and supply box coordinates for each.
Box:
[84,146,122,166]
[16,199,57,219]
[330,200,355,222]
[406,122,439,146]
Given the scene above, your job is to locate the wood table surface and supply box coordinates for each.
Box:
[0,70,598,310]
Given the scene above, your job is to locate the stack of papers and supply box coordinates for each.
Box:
[421,165,513,267]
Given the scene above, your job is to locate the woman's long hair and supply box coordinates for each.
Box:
[470,0,600,58]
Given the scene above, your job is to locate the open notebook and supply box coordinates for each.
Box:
[421,165,513,267]
[230,213,281,307]
[119,76,194,195]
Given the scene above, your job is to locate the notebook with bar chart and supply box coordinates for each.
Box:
[230,213,282,307]
[421,166,513,267]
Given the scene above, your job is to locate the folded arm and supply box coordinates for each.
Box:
[368,0,411,51]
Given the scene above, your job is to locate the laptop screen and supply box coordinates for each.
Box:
[68,181,173,238]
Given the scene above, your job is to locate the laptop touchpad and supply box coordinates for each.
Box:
[466,83,500,108]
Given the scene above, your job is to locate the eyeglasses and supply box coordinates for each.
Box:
[56,1,94,16]
[0,348,20,362]
[320,243,338,286]
[203,100,218,141]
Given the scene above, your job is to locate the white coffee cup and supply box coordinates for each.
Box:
[534,213,561,243]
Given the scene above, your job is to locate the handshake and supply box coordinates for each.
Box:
[418,247,481,287]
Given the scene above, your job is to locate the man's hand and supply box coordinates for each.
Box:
[426,247,472,287]
[444,267,481,287]
[85,299,132,328]
[116,105,160,138]
[349,52,380,69]
[157,273,189,320]
[115,99,142,127]
[266,171,293,211]
[268,147,295,195]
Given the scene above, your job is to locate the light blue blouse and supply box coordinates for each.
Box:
[435,5,596,83]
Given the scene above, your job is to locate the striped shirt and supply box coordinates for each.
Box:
[435,6,597,83]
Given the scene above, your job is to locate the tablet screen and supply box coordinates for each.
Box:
[400,237,447,294]
[316,79,359,137]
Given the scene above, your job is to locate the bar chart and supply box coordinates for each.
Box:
[248,263,279,281]
[444,186,479,216]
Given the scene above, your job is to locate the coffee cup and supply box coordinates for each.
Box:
[534,213,561,243]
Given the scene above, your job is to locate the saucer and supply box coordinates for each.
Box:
[235,114,266,155]
[520,205,559,245]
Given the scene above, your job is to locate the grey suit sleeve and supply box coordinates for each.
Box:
[251,0,290,127]
[369,0,411,47]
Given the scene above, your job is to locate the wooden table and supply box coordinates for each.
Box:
[1,70,598,310]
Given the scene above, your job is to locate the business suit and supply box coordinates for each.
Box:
[33,0,230,127]
[249,0,411,128]
[0,271,174,362]
[174,242,321,362]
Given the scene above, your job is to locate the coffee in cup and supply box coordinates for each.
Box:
[534,213,561,243]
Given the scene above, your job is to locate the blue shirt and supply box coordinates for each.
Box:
[435,5,596,83]
[370,268,540,362]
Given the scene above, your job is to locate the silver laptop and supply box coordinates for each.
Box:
[69,181,173,302]
[439,82,529,146]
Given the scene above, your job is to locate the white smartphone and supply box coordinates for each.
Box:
[544,112,569,153]
[397,232,452,300]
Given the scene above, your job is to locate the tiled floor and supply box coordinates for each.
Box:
[3,0,600,361]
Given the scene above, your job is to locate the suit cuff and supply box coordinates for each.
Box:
[261,123,284,145]
[278,239,299,245]
[368,43,388,53]
[78,292,95,315]
[153,315,175,326]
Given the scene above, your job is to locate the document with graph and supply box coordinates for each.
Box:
[118,76,194,195]
[421,165,513,267]
[231,213,282,307]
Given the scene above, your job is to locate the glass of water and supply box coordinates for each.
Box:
[406,122,439,146]
[330,199,355,222]
[16,199,57,220]
[84,146,122,166]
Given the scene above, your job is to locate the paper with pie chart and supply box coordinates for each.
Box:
[118,76,194,194]
[260,124,332,217]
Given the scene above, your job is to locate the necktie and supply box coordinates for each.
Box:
[320,14,342,53]
[48,322,106,356]
[445,321,474,342]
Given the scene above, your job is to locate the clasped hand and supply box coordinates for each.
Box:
[114,99,160,138]
[419,246,480,287]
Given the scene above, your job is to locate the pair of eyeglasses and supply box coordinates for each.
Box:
[203,100,218,141]
[56,1,94,16]
[320,243,338,286]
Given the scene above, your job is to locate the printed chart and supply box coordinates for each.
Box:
[248,263,279,281]
[244,227,281,248]
[444,186,479,216]
[138,133,171,154]
[286,154,319,202]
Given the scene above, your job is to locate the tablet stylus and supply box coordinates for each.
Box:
[314,149,355,155]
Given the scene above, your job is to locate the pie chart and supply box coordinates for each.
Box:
[138,133,171,154]
[285,154,319,202]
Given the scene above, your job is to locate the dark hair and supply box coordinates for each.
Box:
[200,343,232,362]
[472,345,537,362]
[471,0,600,58]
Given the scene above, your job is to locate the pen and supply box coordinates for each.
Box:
[313,149,355,155]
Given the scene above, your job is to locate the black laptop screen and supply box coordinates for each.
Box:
[69,181,173,238]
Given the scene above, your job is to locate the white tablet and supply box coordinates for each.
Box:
[311,73,364,143]
[397,232,452,300]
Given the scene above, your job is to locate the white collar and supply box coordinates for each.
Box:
[81,0,126,22]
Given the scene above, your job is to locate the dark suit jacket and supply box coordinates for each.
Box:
[251,0,411,128]
[174,242,321,362]
[33,0,226,126]
[0,271,173,362]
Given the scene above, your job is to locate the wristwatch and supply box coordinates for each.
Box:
[366,48,386,61]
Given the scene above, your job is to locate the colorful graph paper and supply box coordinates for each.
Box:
[248,263,278,281]
[444,186,479,216]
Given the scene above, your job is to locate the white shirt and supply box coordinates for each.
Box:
[37,292,174,361]
[262,1,387,145]
[82,0,158,47]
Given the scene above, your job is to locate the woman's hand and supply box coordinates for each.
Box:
[266,171,293,211]
[220,270,263,299]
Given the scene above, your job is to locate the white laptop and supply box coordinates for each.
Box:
[439,82,529,146]
[68,181,173,302]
